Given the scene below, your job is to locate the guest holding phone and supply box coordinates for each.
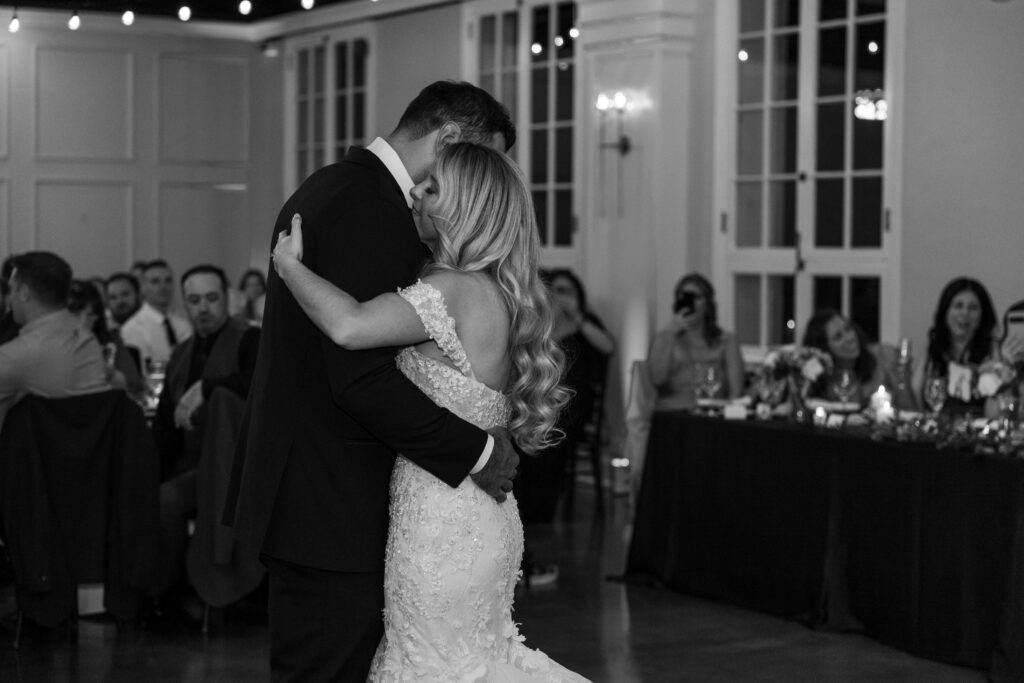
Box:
[647,273,744,410]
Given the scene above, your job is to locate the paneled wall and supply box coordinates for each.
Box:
[0,14,282,291]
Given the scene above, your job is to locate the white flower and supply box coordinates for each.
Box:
[764,351,780,368]
[802,357,825,382]
[977,371,1002,397]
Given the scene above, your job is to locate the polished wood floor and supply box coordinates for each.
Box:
[0,485,985,682]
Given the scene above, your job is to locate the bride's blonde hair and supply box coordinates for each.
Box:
[422,142,569,453]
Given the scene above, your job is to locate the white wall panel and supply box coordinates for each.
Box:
[158,183,249,281]
[159,55,249,165]
[36,48,133,161]
[0,181,8,256]
[35,180,133,278]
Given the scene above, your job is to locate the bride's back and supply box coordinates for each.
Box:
[411,270,511,391]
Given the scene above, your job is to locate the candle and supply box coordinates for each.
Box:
[813,406,828,427]
[876,400,895,425]
[870,385,892,412]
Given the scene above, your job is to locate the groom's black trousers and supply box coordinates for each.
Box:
[263,554,384,683]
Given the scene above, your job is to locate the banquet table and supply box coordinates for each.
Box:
[625,411,1024,681]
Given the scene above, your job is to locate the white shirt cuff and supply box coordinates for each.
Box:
[470,434,494,475]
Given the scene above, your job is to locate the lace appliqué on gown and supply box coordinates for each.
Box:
[367,280,589,683]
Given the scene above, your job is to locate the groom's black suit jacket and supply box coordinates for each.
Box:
[224,147,486,572]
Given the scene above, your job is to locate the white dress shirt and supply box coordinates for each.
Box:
[365,137,494,474]
[120,301,193,370]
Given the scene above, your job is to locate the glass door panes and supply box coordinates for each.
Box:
[479,10,519,154]
[291,35,370,190]
[736,0,799,250]
[295,45,325,187]
[814,0,885,251]
[726,0,891,348]
[334,39,369,161]
[529,1,576,249]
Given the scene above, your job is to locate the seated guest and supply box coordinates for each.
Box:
[120,260,192,371]
[151,265,259,609]
[68,279,146,400]
[250,292,266,327]
[514,269,615,584]
[0,252,110,429]
[1000,299,1024,368]
[911,276,998,416]
[647,273,744,410]
[238,269,267,324]
[105,272,141,329]
[0,255,19,345]
[802,309,897,408]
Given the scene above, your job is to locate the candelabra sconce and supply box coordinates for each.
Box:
[595,91,632,155]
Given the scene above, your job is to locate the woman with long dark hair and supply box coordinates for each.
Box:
[911,277,998,415]
[647,273,744,410]
[67,279,145,398]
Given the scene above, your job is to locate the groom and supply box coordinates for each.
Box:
[224,81,519,682]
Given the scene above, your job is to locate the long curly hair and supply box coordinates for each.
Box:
[422,142,569,453]
[802,308,876,384]
[927,277,997,370]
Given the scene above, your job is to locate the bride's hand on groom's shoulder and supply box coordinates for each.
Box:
[472,429,520,503]
[272,213,304,276]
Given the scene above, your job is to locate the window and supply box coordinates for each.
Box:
[716,0,897,348]
[287,30,373,193]
[470,0,579,268]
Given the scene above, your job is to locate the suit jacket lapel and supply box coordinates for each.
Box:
[342,146,409,213]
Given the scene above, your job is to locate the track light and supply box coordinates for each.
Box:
[238,0,251,15]
[68,10,80,30]
[122,9,134,26]
[301,0,314,9]
[178,5,191,21]
[8,7,18,33]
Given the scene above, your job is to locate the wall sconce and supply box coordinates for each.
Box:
[595,91,632,155]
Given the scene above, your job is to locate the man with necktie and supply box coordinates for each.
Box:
[120,259,192,371]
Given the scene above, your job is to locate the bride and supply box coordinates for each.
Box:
[272,141,590,682]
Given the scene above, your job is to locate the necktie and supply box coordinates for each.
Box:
[163,317,179,349]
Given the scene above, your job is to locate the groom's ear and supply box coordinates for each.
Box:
[435,121,463,151]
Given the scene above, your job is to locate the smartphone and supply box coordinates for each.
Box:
[673,291,696,315]
[1007,310,1024,343]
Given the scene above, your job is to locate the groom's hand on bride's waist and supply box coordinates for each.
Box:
[471,430,520,503]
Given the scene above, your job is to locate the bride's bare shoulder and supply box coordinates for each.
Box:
[421,271,508,328]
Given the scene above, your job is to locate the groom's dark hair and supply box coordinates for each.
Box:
[394,80,516,152]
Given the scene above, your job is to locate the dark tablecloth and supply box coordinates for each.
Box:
[626,412,1024,681]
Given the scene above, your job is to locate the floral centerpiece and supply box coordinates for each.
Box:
[757,346,833,420]
[977,359,1018,398]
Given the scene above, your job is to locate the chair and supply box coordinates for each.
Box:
[185,388,265,631]
[0,391,160,647]
[564,358,611,517]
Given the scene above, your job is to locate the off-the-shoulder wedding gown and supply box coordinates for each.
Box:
[367,281,590,683]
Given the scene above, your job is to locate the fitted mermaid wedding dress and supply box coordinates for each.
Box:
[367,281,590,683]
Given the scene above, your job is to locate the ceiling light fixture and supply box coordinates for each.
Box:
[301,0,315,9]
[68,10,80,30]
[239,0,251,15]
[8,7,18,33]
[178,5,191,21]
[122,9,134,26]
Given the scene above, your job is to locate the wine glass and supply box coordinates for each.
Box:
[831,369,859,409]
[924,375,947,418]
[698,364,722,402]
[145,359,168,409]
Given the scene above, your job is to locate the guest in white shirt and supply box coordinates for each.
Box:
[120,259,192,371]
[0,252,111,429]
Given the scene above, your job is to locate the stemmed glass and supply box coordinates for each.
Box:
[831,369,859,409]
[697,364,722,402]
[145,359,168,411]
[924,375,947,422]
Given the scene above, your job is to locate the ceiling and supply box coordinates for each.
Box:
[3,0,358,23]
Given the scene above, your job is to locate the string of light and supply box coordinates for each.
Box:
[5,0,335,32]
